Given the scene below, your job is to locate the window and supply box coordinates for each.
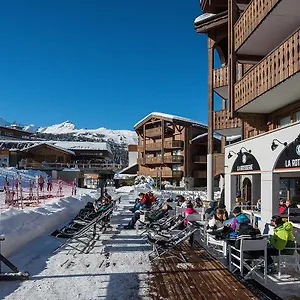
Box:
[279,116,291,127]
[172,150,180,155]
[172,164,181,171]
[294,111,300,122]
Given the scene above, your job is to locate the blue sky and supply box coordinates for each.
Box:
[0,1,215,130]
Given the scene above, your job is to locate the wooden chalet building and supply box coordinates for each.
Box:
[0,125,33,140]
[195,0,300,228]
[134,112,221,188]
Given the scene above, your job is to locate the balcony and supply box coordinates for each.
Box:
[163,155,184,164]
[138,169,183,178]
[145,128,162,137]
[213,153,225,177]
[235,28,300,113]
[164,140,183,149]
[214,109,242,136]
[213,64,251,99]
[137,155,184,165]
[145,127,175,138]
[213,66,228,99]
[193,155,207,163]
[138,140,183,152]
[194,170,207,179]
[234,0,300,57]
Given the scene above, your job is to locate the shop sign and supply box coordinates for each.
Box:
[232,152,260,173]
[275,143,300,170]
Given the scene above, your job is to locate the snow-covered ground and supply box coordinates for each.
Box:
[0,188,151,300]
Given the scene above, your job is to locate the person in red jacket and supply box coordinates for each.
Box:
[147,191,156,205]
[182,202,198,225]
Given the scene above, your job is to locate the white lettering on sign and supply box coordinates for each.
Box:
[237,164,253,171]
[285,159,300,168]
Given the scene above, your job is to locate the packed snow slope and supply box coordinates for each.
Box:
[0,188,151,300]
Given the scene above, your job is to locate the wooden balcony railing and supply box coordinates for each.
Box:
[234,0,280,51]
[213,64,252,89]
[194,170,207,178]
[163,155,184,164]
[145,127,174,138]
[213,153,225,177]
[235,28,300,110]
[193,155,207,163]
[138,140,183,152]
[137,169,183,178]
[213,66,228,89]
[145,128,162,137]
[214,109,242,131]
[138,155,184,165]
[164,140,183,149]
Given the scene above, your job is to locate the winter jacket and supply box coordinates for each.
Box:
[183,207,197,225]
[279,205,286,215]
[205,201,218,216]
[269,222,295,253]
[140,194,150,207]
[130,202,141,213]
[231,213,250,231]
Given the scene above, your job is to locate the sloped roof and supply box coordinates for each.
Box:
[21,143,75,155]
[190,133,221,143]
[52,141,109,152]
[134,112,207,129]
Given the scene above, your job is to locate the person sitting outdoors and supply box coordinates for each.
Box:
[175,195,185,207]
[205,201,218,218]
[129,198,142,213]
[266,215,295,273]
[230,206,250,232]
[279,198,286,214]
[124,203,172,229]
[194,198,203,208]
[208,207,227,231]
[139,192,153,209]
[182,202,198,225]
[282,199,297,215]
[147,191,156,205]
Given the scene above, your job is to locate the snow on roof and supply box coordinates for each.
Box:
[118,163,138,175]
[52,141,109,152]
[190,133,221,143]
[21,142,76,155]
[226,135,241,142]
[134,112,208,129]
[194,13,216,24]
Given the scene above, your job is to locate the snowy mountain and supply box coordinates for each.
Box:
[1,118,138,145]
[37,121,138,145]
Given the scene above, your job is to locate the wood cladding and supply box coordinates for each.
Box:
[234,0,280,51]
[235,28,300,110]
[214,109,242,131]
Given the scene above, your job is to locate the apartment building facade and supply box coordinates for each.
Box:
[195,0,300,226]
[135,112,221,188]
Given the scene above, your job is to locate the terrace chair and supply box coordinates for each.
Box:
[52,202,115,253]
[228,235,268,284]
[277,242,300,278]
[148,223,199,263]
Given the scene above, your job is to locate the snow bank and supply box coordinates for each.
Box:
[115,186,134,193]
[0,192,97,257]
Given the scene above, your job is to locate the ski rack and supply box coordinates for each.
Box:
[52,201,116,254]
[0,237,30,281]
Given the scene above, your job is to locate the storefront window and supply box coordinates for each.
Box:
[279,116,291,127]
[294,111,300,122]
[279,178,300,205]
